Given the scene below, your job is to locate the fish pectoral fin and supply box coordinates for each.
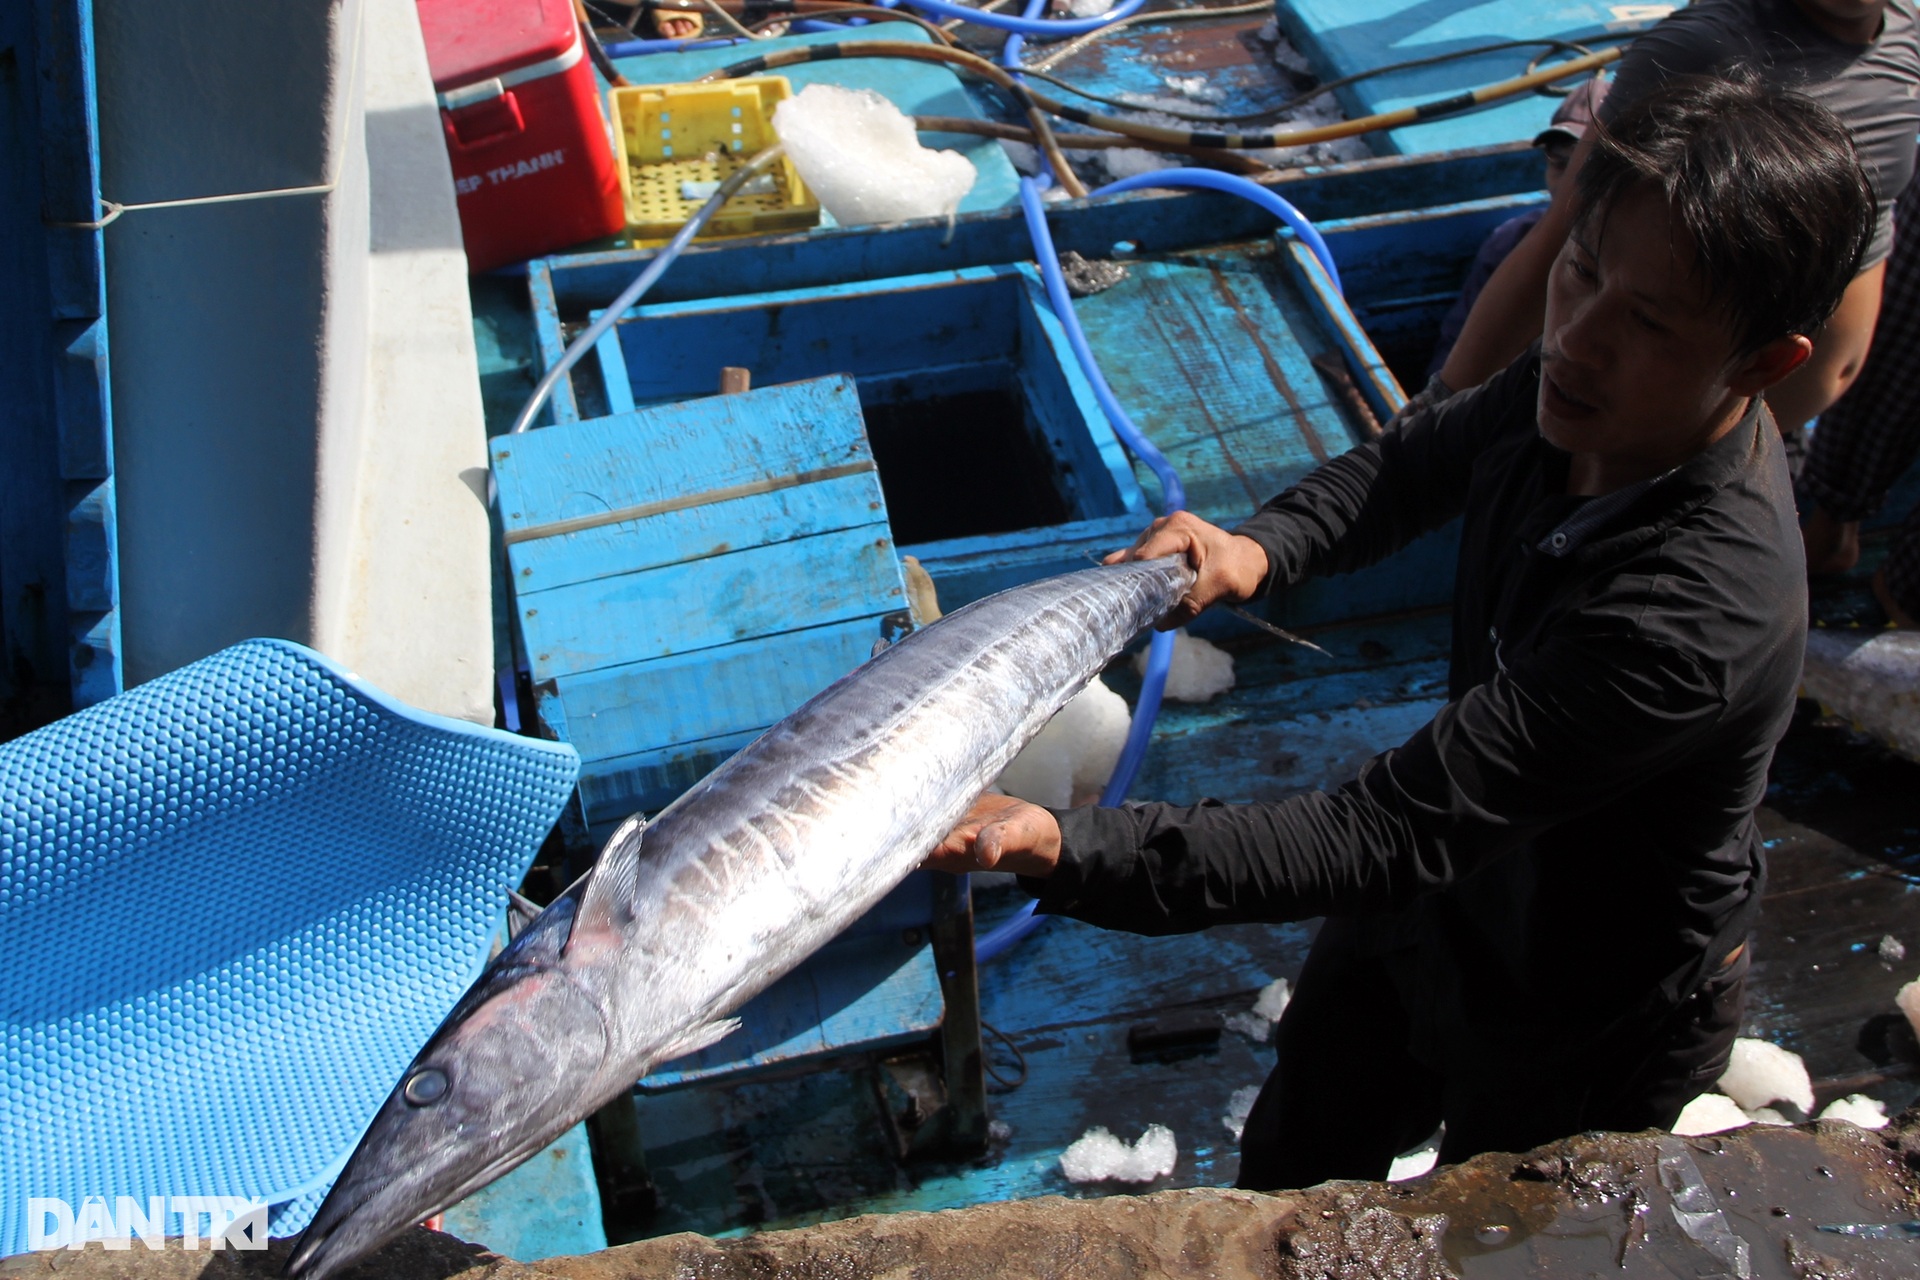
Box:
[657,1017,743,1063]
[574,812,647,940]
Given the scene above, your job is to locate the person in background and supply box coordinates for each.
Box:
[1426,79,1609,380]
[927,78,1875,1188]
[1433,0,1920,450]
[1798,169,1920,606]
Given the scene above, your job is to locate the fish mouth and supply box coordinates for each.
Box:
[285,1136,564,1280]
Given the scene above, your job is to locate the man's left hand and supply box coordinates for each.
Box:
[924,792,1062,878]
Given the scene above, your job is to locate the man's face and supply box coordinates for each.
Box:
[1538,185,1755,473]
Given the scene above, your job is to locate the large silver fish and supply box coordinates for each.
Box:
[286,558,1191,1279]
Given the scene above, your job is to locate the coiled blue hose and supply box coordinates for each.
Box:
[1091,169,1342,294]
[895,0,1146,36]
[976,168,1341,963]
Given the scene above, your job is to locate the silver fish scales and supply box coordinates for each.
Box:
[288,557,1191,1279]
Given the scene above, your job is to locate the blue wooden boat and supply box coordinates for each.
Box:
[3,0,1916,1265]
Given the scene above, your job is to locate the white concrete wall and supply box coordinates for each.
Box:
[95,0,492,722]
[322,0,494,723]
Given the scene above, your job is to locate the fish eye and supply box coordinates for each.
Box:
[403,1066,450,1106]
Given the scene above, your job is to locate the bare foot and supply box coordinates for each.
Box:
[649,9,704,38]
[1803,505,1861,575]
[1872,565,1919,628]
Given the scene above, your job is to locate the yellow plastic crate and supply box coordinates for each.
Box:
[609,76,820,242]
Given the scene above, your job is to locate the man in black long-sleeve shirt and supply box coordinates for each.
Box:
[929,77,1879,1185]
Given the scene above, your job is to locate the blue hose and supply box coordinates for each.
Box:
[895,0,1146,36]
[977,170,1343,963]
[975,178,1189,963]
[602,36,749,55]
[1090,170,1343,295]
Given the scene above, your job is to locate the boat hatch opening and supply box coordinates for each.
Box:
[860,368,1069,545]
[565,263,1148,551]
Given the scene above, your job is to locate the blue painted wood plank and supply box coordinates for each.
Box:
[910,514,1146,611]
[518,522,907,681]
[526,260,583,426]
[1016,278,1150,522]
[1072,256,1357,523]
[493,373,870,524]
[1283,240,1406,422]
[1272,0,1665,156]
[610,267,1023,404]
[527,145,1544,320]
[591,315,636,415]
[540,616,882,762]
[613,23,1021,219]
[442,1122,606,1261]
[640,932,942,1090]
[513,472,888,598]
[576,726,764,819]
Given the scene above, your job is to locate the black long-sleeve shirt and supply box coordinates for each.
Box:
[1032,349,1806,1066]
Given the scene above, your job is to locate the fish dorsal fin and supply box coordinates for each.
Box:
[574,812,646,938]
[655,1017,742,1066]
[505,888,542,940]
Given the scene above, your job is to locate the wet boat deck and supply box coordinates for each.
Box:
[609,576,1920,1246]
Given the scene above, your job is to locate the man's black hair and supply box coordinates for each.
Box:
[1574,73,1876,354]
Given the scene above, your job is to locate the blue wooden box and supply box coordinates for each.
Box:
[493,373,910,819]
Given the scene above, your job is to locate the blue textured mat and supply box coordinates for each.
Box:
[0,640,579,1254]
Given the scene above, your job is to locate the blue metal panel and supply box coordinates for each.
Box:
[614,22,1022,218]
[1,0,118,723]
[1271,0,1665,156]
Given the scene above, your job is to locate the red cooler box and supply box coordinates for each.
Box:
[418,0,627,271]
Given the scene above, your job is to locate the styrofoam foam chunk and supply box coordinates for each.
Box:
[1252,977,1292,1021]
[1671,1093,1752,1136]
[1133,629,1236,702]
[1066,0,1115,15]
[772,84,976,225]
[1716,1038,1814,1114]
[1817,1094,1890,1129]
[1387,1146,1439,1182]
[995,677,1131,807]
[1058,1124,1177,1183]
[1898,976,1920,1042]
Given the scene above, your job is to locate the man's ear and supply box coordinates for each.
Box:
[1729,333,1814,395]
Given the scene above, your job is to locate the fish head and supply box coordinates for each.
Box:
[286,893,612,1280]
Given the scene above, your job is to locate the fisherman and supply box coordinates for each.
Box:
[1432,0,1920,459]
[928,77,1876,1185]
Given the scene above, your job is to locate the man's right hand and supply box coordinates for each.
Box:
[1104,511,1271,628]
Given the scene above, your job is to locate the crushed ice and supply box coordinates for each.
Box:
[1134,629,1236,702]
[1059,1124,1177,1183]
[1221,1085,1261,1141]
[773,84,976,225]
[995,677,1132,808]
[1715,1036,1813,1115]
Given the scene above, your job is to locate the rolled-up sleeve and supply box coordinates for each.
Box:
[1023,623,1728,936]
